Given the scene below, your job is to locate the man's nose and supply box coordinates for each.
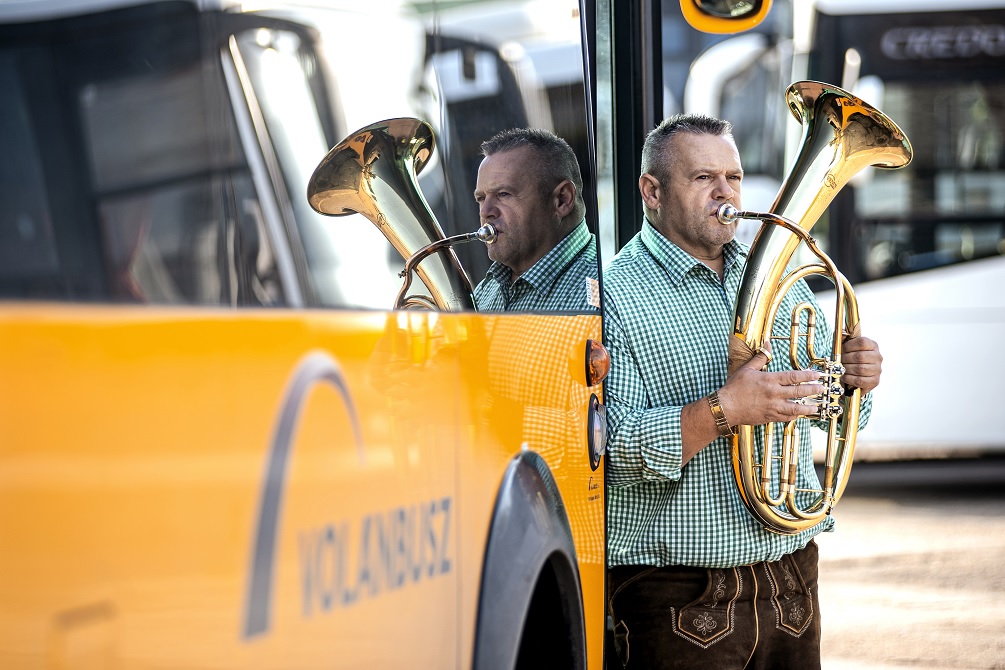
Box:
[712,175,735,199]
[479,197,497,219]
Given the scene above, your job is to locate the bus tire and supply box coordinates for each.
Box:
[473,451,586,670]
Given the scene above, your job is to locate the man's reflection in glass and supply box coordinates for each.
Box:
[472,128,599,313]
[469,128,604,563]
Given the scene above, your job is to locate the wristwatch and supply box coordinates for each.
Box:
[707,390,737,437]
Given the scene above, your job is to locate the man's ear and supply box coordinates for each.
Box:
[552,180,577,219]
[639,173,661,209]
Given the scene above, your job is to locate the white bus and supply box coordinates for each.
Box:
[803,0,1005,459]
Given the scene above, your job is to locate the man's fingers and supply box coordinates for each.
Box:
[842,371,880,394]
[738,347,773,371]
[774,368,823,386]
[842,351,884,370]
[843,336,879,355]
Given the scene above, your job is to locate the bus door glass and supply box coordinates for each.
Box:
[424,0,594,285]
[229,24,406,309]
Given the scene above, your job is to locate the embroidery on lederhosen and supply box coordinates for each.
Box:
[672,567,741,647]
[764,554,814,636]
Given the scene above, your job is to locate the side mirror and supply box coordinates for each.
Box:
[679,0,773,33]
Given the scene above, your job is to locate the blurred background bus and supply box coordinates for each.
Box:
[801,0,1005,460]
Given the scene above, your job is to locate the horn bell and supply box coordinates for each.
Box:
[307,117,476,310]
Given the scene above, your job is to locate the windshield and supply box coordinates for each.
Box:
[809,6,1005,283]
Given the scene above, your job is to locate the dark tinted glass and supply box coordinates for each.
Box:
[0,0,598,312]
[0,3,286,306]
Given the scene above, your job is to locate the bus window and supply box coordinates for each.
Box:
[83,67,287,306]
[231,0,600,314]
[423,0,597,309]
[809,3,1005,284]
[0,3,292,306]
[232,26,402,309]
[0,54,60,295]
[850,80,1004,278]
[97,176,286,305]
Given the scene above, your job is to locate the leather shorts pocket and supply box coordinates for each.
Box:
[674,567,740,647]
[765,542,816,637]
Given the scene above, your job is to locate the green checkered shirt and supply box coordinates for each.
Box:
[474,220,599,312]
[603,221,873,568]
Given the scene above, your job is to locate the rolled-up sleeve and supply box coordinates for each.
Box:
[603,299,686,486]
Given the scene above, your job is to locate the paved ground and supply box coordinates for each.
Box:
[816,457,1005,669]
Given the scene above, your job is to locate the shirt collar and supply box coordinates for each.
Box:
[485,219,591,293]
[640,219,747,287]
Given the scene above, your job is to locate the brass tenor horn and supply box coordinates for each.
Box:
[719,81,912,534]
[307,117,492,310]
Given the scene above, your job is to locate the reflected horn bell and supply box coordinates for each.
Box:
[721,81,913,534]
[307,117,492,310]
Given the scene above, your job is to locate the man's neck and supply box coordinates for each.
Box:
[646,218,727,280]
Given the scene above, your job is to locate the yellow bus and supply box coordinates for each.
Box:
[0,0,770,667]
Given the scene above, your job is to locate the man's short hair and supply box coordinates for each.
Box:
[641,114,734,184]
[481,128,586,219]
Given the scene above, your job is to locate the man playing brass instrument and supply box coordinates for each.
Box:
[473,128,599,313]
[603,114,883,669]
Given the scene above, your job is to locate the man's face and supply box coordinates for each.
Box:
[474,146,562,277]
[647,132,743,258]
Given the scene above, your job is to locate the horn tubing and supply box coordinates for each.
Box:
[725,81,911,534]
[395,225,496,309]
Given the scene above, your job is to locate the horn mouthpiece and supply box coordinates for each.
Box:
[717,204,739,224]
[476,224,496,244]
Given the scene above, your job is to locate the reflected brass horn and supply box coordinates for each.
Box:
[307,117,494,310]
[718,81,913,534]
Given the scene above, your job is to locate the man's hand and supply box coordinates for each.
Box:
[718,350,826,426]
[680,349,826,464]
[841,336,883,394]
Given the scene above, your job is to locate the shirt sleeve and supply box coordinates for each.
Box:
[602,297,686,487]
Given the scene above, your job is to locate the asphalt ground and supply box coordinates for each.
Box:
[816,457,1005,669]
